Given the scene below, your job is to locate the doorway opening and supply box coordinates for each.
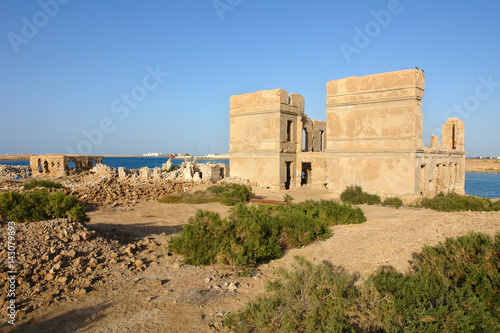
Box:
[301,162,312,186]
[285,161,292,190]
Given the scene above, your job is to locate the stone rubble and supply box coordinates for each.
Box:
[0,165,31,179]
[0,218,162,317]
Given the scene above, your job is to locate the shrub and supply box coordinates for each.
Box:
[224,257,358,332]
[158,191,216,204]
[340,185,381,205]
[159,183,255,206]
[207,183,255,206]
[420,192,500,212]
[0,189,89,223]
[225,232,500,332]
[24,179,64,190]
[283,194,294,204]
[382,197,403,209]
[169,200,366,267]
[370,232,500,331]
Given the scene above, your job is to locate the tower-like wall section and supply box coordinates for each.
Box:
[325,69,425,195]
[229,89,302,189]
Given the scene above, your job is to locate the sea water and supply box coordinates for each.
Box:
[465,172,500,199]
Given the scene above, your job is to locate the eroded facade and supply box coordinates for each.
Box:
[29,155,103,177]
[229,69,465,198]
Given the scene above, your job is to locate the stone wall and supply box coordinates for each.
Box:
[29,155,103,178]
[229,89,325,190]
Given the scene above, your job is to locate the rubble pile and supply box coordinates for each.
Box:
[89,163,117,178]
[0,218,162,316]
[0,165,31,179]
[161,160,229,182]
[65,178,193,207]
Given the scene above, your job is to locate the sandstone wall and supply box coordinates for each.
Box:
[30,155,103,177]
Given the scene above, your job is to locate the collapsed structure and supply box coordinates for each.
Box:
[229,69,465,198]
[30,155,103,177]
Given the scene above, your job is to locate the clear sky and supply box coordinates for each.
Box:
[2,0,499,157]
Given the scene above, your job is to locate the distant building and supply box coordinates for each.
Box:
[142,152,162,157]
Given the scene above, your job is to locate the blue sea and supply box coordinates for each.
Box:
[2,159,499,198]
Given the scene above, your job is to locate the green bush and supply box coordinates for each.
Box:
[158,191,216,204]
[0,189,89,223]
[371,232,500,331]
[382,197,403,209]
[24,179,64,190]
[159,183,255,206]
[169,200,365,267]
[224,257,358,332]
[207,183,255,205]
[420,192,500,212]
[225,232,500,332]
[340,185,381,205]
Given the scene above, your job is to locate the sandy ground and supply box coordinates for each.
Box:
[3,186,500,332]
[465,158,500,173]
[0,154,32,161]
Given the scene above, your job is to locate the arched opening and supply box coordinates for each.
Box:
[286,120,293,142]
[301,162,312,186]
[452,124,456,149]
[319,130,324,152]
[38,159,43,173]
[285,161,292,190]
[302,129,307,151]
[43,161,49,173]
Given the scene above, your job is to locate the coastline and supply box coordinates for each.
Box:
[465,159,500,174]
[2,155,499,172]
[0,154,231,161]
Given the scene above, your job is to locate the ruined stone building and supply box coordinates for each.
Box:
[229,69,465,198]
[30,155,103,177]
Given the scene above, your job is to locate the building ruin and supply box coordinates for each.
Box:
[29,155,103,177]
[229,69,465,198]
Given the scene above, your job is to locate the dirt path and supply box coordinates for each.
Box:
[4,189,500,332]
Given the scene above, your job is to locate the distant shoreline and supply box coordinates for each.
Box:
[0,154,230,161]
[465,158,500,174]
[2,155,498,172]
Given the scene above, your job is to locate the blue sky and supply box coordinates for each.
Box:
[1,0,499,157]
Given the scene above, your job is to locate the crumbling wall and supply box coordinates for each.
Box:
[229,89,291,189]
[229,89,327,190]
[29,155,103,178]
[416,118,466,196]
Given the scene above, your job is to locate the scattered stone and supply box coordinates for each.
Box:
[0,218,158,317]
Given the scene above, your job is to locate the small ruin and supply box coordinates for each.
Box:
[229,69,465,198]
[29,155,103,177]
[115,158,229,183]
